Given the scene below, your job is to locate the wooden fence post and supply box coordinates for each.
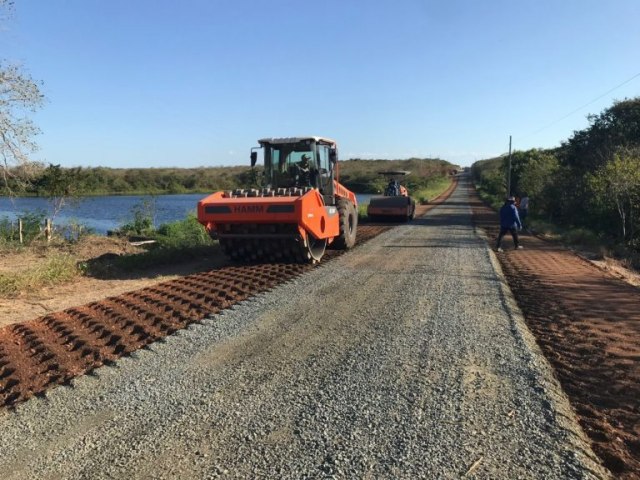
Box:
[45,218,52,242]
[18,218,23,244]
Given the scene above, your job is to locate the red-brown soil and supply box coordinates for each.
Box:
[471,189,640,479]
[0,236,229,327]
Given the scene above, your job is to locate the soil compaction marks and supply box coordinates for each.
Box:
[0,227,394,409]
[471,187,640,479]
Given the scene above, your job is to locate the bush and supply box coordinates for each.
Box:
[357,204,370,222]
[86,213,217,275]
[154,214,214,248]
[562,227,601,248]
[0,210,46,246]
[57,219,95,243]
[117,198,156,236]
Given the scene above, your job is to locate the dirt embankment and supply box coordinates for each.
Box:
[471,188,640,479]
[0,236,226,327]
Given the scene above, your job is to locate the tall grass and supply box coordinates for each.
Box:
[0,253,79,297]
[411,176,452,204]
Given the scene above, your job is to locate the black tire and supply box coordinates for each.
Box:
[407,199,416,221]
[333,198,358,249]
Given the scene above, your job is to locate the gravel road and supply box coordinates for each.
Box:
[0,177,608,479]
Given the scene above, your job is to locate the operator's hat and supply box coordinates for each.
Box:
[301,154,311,161]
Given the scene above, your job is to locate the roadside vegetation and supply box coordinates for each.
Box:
[0,157,455,296]
[95,213,217,275]
[410,176,453,204]
[1,158,456,197]
[0,203,217,297]
[472,97,640,268]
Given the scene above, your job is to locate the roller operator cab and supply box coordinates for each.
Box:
[197,137,358,264]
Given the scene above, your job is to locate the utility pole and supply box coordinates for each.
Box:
[507,135,512,197]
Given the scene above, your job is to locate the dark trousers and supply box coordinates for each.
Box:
[496,227,519,249]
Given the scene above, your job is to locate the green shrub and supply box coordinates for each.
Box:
[562,227,601,247]
[88,214,217,274]
[357,204,368,221]
[154,214,214,248]
[116,198,156,236]
[0,210,47,245]
[57,219,95,243]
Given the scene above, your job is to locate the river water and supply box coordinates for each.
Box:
[0,193,375,235]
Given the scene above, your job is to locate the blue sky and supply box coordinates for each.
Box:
[4,0,640,167]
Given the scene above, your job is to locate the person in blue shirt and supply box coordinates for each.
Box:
[496,196,523,252]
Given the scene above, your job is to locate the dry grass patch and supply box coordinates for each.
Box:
[0,253,80,297]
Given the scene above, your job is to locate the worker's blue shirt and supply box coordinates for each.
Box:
[499,203,522,229]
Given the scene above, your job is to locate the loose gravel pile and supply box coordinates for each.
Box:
[0,178,607,479]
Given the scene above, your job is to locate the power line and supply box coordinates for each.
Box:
[519,71,640,141]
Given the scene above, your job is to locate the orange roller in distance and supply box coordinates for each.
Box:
[366,171,416,222]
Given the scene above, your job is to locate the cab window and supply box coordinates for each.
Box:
[317,145,330,175]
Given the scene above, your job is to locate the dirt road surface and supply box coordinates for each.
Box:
[0,178,607,479]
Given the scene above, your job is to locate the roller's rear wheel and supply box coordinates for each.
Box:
[407,201,416,221]
[333,198,358,250]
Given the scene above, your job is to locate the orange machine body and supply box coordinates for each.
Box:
[197,136,359,263]
[197,188,342,244]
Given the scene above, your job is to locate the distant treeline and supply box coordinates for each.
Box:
[472,97,640,253]
[339,158,455,193]
[2,158,456,197]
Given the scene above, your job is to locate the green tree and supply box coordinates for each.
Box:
[561,98,640,173]
[588,150,640,242]
[36,164,81,217]
[514,150,560,217]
